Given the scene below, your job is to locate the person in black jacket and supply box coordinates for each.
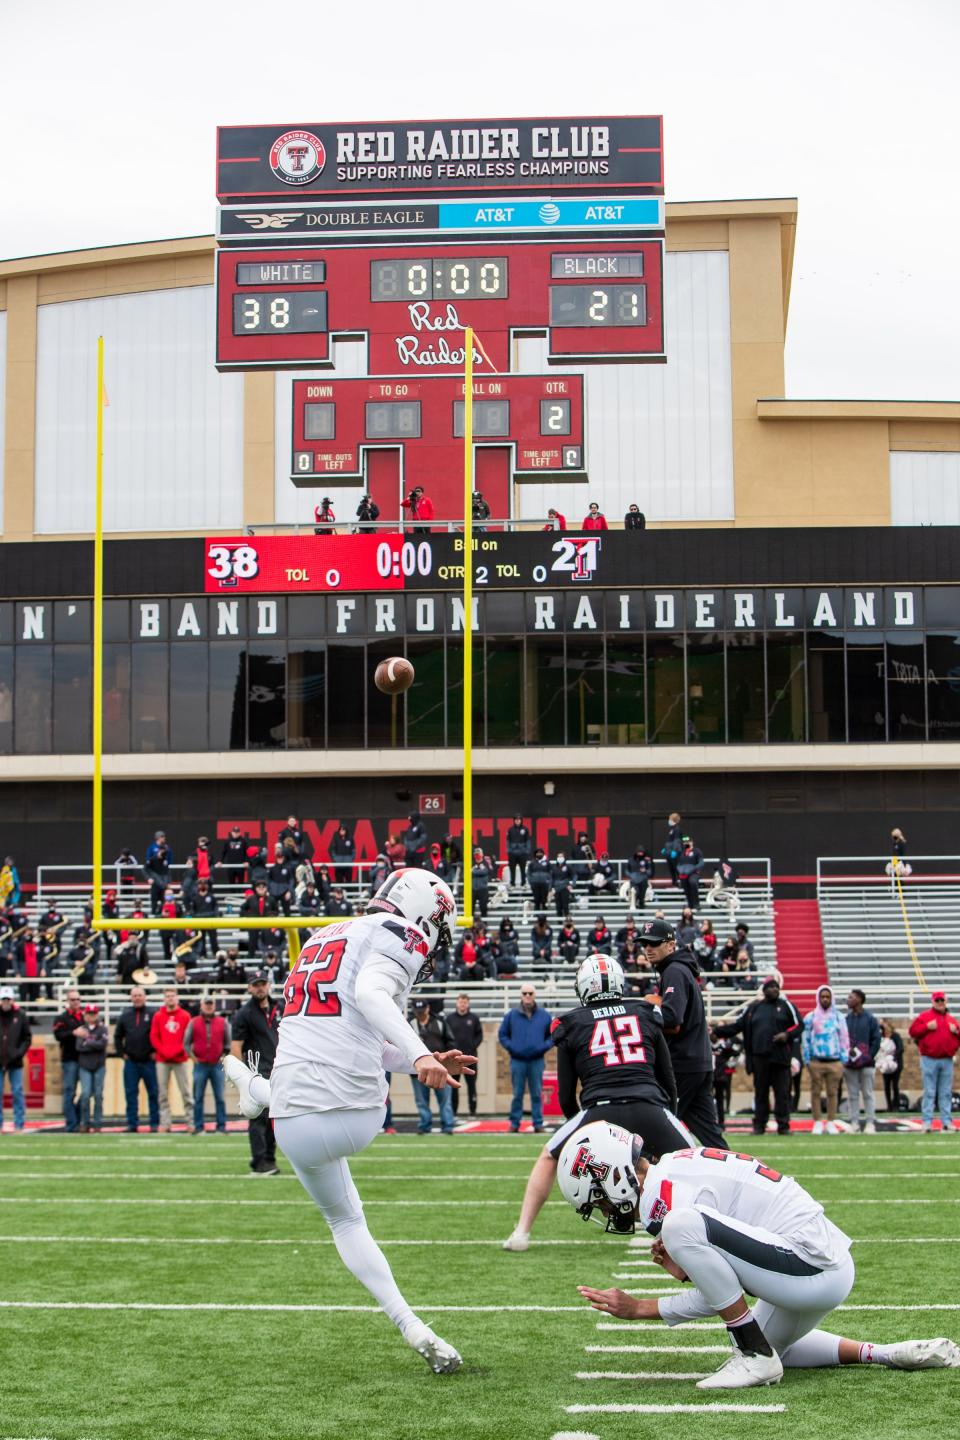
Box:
[355,494,381,531]
[240,881,278,956]
[558,918,581,965]
[639,916,727,1148]
[329,825,356,885]
[551,855,574,917]
[624,503,646,530]
[279,815,308,860]
[471,849,495,917]
[625,849,654,908]
[527,848,552,911]
[411,1000,455,1133]
[403,813,429,868]
[267,845,297,916]
[506,815,532,886]
[113,985,159,1132]
[662,812,683,888]
[569,833,593,886]
[0,989,32,1132]
[189,879,220,956]
[219,825,248,886]
[530,916,553,963]
[231,971,283,1174]
[446,993,483,1116]
[713,979,802,1136]
[503,953,692,1251]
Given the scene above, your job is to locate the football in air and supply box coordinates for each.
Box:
[374,656,415,695]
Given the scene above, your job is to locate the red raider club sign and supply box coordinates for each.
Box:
[217,118,664,201]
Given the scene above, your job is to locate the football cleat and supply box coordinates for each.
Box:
[881,1338,960,1370]
[696,1349,783,1390]
[403,1320,462,1374]
[502,1230,531,1252]
[222,1054,265,1119]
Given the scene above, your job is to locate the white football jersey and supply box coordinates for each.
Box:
[270,912,430,1117]
[639,1147,851,1267]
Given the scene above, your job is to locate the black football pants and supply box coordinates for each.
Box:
[751,1056,792,1133]
[674,1069,728,1149]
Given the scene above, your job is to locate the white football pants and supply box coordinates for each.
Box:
[274,1107,417,1333]
[658,1204,856,1366]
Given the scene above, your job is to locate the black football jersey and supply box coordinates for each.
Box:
[551,998,674,1111]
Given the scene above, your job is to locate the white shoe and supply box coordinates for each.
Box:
[864,1121,877,1134]
[222,1054,265,1119]
[881,1338,960,1370]
[503,1230,531,1252]
[812,1120,824,1135]
[403,1320,462,1374]
[696,1348,783,1390]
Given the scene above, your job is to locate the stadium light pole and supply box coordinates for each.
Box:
[461,328,474,920]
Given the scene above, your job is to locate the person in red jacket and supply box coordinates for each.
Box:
[582,501,608,531]
[149,987,192,1131]
[543,507,566,531]
[185,995,232,1133]
[401,486,435,534]
[909,991,960,1132]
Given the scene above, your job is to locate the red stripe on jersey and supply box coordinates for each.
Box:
[660,1178,673,1213]
[550,1016,562,1035]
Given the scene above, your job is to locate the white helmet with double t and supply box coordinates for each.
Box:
[575,952,626,1007]
[557,1119,644,1233]
[368,867,456,967]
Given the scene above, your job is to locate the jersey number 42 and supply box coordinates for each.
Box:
[282,938,347,1018]
[589,1014,647,1067]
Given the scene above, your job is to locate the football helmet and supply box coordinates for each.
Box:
[368,868,456,976]
[575,952,626,1006]
[557,1119,644,1233]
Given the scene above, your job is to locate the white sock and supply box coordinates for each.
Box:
[249,1075,271,1106]
[858,1342,896,1365]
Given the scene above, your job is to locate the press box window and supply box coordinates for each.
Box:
[453,400,510,437]
[304,403,336,441]
[365,402,422,439]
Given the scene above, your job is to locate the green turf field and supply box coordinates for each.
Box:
[0,1130,957,1440]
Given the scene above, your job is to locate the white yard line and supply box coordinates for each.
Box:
[0,1300,593,1313]
[575,1370,708,1381]
[3,1167,957,1182]
[0,1233,608,1247]
[0,1195,553,1207]
[585,1345,730,1354]
[549,1431,601,1440]
[565,1403,786,1415]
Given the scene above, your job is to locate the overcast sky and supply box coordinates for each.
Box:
[2,0,957,399]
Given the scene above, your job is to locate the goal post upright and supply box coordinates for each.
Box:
[92,336,105,926]
[461,327,474,922]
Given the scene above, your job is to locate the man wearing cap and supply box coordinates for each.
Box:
[143,830,173,915]
[186,996,232,1134]
[909,991,960,1132]
[219,825,249,887]
[150,987,192,1131]
[53,987,86,1131]
[713,978,802,1136]
[114,985,159,1132]
[76,1005,109,1132]
[640,917,727,1148]
[411,1000,456,1134]
[0,988,32,1132]
[231,971,282,1173]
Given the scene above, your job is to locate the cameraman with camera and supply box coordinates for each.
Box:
[355,493,380,531]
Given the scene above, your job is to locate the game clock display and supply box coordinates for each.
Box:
[214,240,664,370]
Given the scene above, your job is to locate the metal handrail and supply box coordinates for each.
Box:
[243,516,573,536]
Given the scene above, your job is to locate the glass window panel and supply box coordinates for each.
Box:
[886,632,926,741]
[103,601,130,642]
[53,644,91,753]
[484,593,525,635]
[209,643,246,750]
[846,637,885,742]
[0,605,12,644]
[807,633,845,742]
[327,642,366,748]
[131,644,168,753]
[647,635,685,744]
[103,643,130,753]
[446,639,484,748]
[14,647,52,753]
[54,601,91,641]
[565,639,605,745]
[725,634,765,742]
[485,639,523,746]
[524,638,566,745]
[766,632,806,743]
[247,644,286,749]
[686,634,725,744]
[288,646,326,749]
[605,640,645,744]
[0,648,13,754]
[170,644,210,751]
[926,633,960,742]
[922,589,957,628]
[405,640,446,747]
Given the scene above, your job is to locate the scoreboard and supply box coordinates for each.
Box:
[213,114,666,521]
[290,374,586,487]
[214,240,664,370]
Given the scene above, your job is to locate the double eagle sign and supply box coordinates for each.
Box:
[212,116,665,588]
